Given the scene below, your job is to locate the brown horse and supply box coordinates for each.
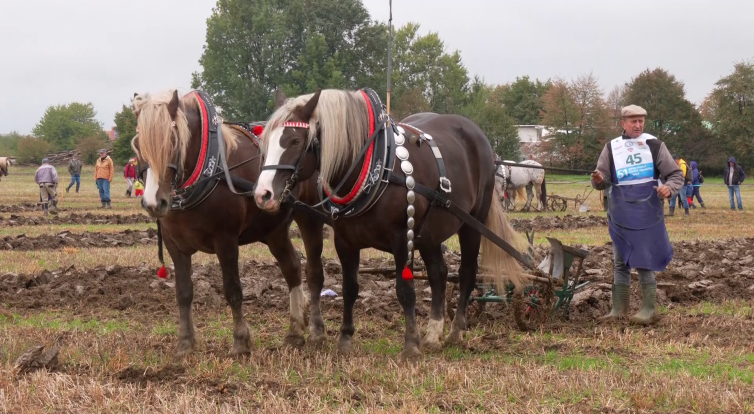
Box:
[254,89,526,358]
[131,89,325,357]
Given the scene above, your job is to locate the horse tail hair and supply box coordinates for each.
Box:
[481,186,527,293]
[515,187,526,201]
[540,177,548,210]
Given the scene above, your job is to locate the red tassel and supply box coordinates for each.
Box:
[402,265,413,281]
[252,125,264,136]
[157,265,168,279]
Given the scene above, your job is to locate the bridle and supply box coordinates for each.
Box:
[260,121,321,203]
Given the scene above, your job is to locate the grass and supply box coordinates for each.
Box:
[2,167,754,412]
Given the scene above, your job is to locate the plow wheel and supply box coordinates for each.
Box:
[445,283,486,322]
[513,280,555,331]
[549,197,567,212]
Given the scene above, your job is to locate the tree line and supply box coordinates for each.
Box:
[6,0,753,174]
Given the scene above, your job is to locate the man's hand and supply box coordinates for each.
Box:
[591,171,604,185]
[656,185,671,199]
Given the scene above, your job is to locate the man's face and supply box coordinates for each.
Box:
[621,116,645,138]
[730,162,735,167]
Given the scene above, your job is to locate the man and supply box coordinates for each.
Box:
[34,158,59,215]
[591,105,683,325]
[94,149,114,209]
[124,158,137,197]
[724,157,745,211]
[66,154,82,193]
[667,155,691,216]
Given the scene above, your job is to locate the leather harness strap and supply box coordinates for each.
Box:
[387,172,533,270]
[398,123,451,193]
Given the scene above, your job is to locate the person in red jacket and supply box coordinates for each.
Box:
[124,158,137,197]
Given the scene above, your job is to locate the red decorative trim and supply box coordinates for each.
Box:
[283,121,309,129]
[323,90,376,205]
[180,91,209,189]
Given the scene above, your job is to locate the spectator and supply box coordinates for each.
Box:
[668,155,691,216]
[690,161,705,209]
[34,158,59,215]
[134,179,144,198]
[66,154,82,193]
[724,157,745,211]
[95,149,114,209]
[124,158,137,197]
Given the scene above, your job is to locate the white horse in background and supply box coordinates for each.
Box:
[0,157,9,182]
[495,159,548,211]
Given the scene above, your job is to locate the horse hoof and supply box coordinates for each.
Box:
[308,334,327,349]
[421,338,443,353]
[445,328,464,346]
[400,345,422,361]
[284,334,306,348]
[176,340,195,357]
[336,336,352,356]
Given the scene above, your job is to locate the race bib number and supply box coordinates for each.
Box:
[611,136,655,185]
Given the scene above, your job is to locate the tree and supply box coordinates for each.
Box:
[113,105,138,164]
[77,136,109,165]
[0,131,23,155]
[390,23,469,116]
[461,81,520,160]
[707,60,754,167]
[606,85,626,137]
[17,137,51,164]
[192,0,388,121]
[540,78,579,167]
[32,102,104,151]
[500,76,550,125]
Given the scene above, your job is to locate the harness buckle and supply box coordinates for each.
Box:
[439,177,452,193]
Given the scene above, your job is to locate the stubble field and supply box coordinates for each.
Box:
[1,165,753,413]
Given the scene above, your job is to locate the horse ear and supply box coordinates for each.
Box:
[133,92,138,98]
[300,89,322,120]
[274,89,287,109]
[167,90,179,119]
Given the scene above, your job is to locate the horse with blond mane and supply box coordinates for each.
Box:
[254,88,528,358]
[131,89,326,357]
[0,157,9,181]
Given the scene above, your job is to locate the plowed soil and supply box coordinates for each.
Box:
[0,213,154,226]
[3,238,752,325]
[510,214,607,232]
[0,229,157,251]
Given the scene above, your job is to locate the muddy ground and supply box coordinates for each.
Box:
[0,203,68,213]
[509,214,607,232]
[1,238,752,326]
[0,212,155,227]
[0,229,158,251]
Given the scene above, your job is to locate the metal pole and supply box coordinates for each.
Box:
[386,0,393,115]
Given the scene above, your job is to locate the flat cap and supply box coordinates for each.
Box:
[621,104,647,118]
[42,158,49,163]
[98,148,107,153]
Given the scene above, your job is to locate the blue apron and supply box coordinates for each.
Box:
[607,135,673,271]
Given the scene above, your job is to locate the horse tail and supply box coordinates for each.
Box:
[481,186,527,293]
[540,177,548,210]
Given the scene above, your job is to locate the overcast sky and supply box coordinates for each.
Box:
[1,0,751,135]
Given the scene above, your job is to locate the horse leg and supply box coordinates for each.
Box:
[295,214,326,347]
[535,182,543,210]
[391,241,421,359]
[266,225,307,347]
[164,238,196,357]
[525,184,534,211]
[215,239,251,356]
[333,235,360,355]
[447,224,481,346]
[418,244,447,352]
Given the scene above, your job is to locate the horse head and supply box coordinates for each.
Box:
[130,90,189,218]
[254,90,322,211]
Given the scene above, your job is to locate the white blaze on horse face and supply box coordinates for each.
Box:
[254,127,285,206]
[143,168,160,208]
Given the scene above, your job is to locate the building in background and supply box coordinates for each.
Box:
[104,127,118,142]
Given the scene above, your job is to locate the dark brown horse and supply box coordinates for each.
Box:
[131,89,325,357]
[254,89,526,358]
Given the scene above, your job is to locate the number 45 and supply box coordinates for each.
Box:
[626,154,642,165]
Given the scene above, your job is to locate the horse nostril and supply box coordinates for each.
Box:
[261,190,272,202]
[159,199,169,211]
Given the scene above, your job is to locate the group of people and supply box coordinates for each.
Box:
[592,104,746,326]
[33,149,143,214]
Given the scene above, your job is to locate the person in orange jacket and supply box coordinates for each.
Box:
[95,149,114,208]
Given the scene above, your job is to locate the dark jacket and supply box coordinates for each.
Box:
[68,159,82,175]
[691,161,701,185]
[724,157,746,186]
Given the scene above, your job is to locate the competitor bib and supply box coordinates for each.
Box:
[610,134,656,185]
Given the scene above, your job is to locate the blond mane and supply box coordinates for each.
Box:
[131,90,237,179]
[262,89,369,184]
